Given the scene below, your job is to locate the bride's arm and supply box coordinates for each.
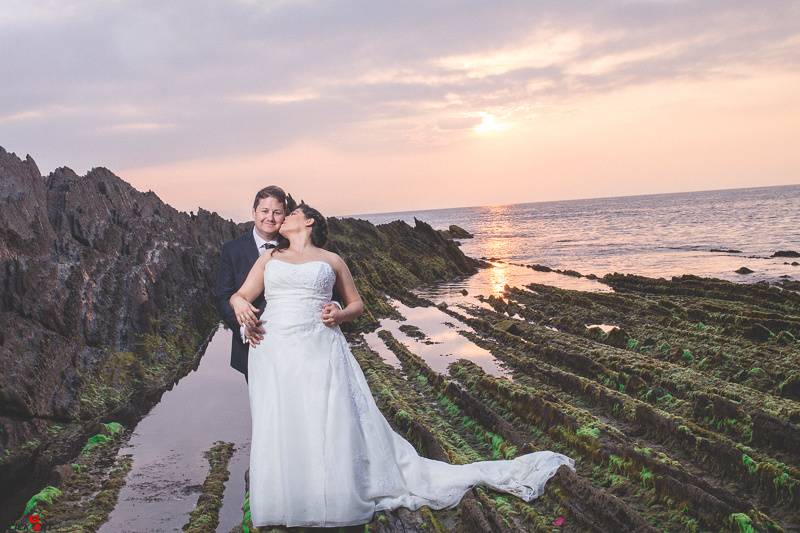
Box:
[326,255,364,325]
[229,253,269,327]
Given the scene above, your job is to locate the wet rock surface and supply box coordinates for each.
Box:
[438,224,474,240]
[772,250,800,258]
[452,271,799,530]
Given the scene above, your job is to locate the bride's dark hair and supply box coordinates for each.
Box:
[275,201,328,251]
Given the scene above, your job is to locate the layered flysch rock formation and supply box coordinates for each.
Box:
[1,146,241,418]
[0,146,242,518]
[0,146,482,523]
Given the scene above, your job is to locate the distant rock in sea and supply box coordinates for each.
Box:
[772,250,800,258]
[710,248,742,253]
[437,224,473,240]
[735,266,754,274]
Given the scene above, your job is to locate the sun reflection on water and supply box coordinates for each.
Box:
[482,209,517,296]
[488,261,508,296]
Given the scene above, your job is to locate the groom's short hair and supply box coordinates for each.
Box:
[253,185,288,211]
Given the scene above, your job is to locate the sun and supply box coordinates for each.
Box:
[473,113,508,135]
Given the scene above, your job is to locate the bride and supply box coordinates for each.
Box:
[229,201,576,528]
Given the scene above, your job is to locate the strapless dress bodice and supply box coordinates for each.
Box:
[261,259,337,333]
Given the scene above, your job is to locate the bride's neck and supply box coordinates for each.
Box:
[286,233,314,253]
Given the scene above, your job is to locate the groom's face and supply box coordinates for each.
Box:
[253,196,286,238]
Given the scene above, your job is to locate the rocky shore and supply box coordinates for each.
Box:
[308,268,797,532]
[238,263,800,532]
[2,146,797,531]
[0,146,245,526]
[0,146,483,529]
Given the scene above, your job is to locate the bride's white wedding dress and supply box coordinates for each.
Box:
[247,258,576,527]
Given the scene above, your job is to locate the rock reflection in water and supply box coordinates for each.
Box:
[363,263,613,383]
[100,328,250,533]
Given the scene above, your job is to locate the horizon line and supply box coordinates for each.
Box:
[338,182,800,220]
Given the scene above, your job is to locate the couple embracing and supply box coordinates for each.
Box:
[213,186,575,528]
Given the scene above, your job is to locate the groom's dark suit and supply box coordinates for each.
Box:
[214,229,269,382]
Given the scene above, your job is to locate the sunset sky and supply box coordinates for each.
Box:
[1,1,798,220]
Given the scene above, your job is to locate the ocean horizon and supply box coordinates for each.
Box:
[344,182,799,220]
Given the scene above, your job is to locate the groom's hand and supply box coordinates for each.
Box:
[245,321,265,345]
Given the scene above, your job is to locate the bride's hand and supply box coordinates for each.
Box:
[231,295,259,327]
[321,303,340,327]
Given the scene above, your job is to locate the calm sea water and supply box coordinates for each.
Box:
[349,184,800,283]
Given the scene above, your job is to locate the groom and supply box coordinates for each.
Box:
[214,185,342,383]
[214,185,294,383]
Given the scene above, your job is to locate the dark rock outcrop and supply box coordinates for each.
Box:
[772,250,800,258]
[327,217,484,329]
[0,147,240,426]
[437,224,474,240]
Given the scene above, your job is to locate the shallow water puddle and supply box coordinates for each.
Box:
[363,299,515,380]
[101,327,251,533]
[363,263,611,382]
[414,260,612,304]
[586,323,619,334]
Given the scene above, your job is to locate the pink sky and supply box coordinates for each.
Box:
[1,2,798,220]
[120,70,800,219]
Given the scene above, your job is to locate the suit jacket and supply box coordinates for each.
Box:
[214,230,266,379]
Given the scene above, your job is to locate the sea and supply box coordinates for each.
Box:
[347,184,800,284]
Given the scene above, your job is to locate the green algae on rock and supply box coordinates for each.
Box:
[183,441,235,533]
[6,420,133,532]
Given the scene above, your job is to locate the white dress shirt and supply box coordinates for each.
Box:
[252,226,277,255]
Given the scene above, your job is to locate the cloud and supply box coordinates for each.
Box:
[437,116,482,131]
[229,89,321,105]
[435,30,585,78]
[0,109,46,123]
[99,122,177,132]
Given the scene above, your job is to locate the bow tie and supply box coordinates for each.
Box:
[261,242,278,249]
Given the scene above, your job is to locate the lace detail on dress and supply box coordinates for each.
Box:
[311,260,336,297]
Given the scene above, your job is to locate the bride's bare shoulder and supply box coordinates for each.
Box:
[317,249,340,265]
[320,251,351,272]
